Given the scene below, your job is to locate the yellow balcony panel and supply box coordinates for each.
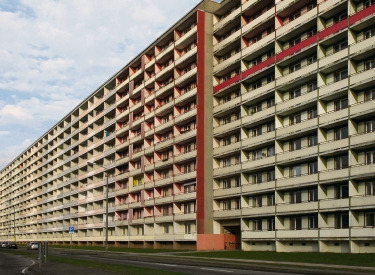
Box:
[242,107,275,126]
[214,7,241,32]
[213,209,241,219]
[278,229,318,239]
[214,29,241,53]
[350,68,375,87]
[320,228,349,239]
[214,186,241,198]
[214,52,241,74]
[242,131,275,148]
[174,171,196,182]
[175,67,197,86]
[277,174,318,188]
[174,191,196,202]
[242,205,275,216]
[277,146,318,163]
[242,34,275,59]
[276,90,318,113]
[320,49,347,68]
[277,8,317,37]
[319,109,348,126]
[277,118,317,137]
[319,138,348,153]
[242,181,275,195]
[351,100,375,117]
[174,212,196,221]
[213,164,242,177]
[242,156,275,170]
[176,25,197,47]
[214,119,241,135]
[175,109,197,125]
[319,79,347,98]
[242,230,276,239]
[214,142,241,157]
[350,36,375,55]
[351,163,375,178]
[277,201,318,214]
[242,82,275,103]
[351,131,375,147]
[154,215,173,223]
[214,97,241,115]
[319,168,349,182]
[351,227,375,238]
[277,63,318,87]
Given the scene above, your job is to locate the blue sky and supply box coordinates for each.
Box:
[0,0,204,170]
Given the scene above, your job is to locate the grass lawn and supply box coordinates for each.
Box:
[178,250,375,267]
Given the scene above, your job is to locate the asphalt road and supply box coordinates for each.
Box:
[0,251,34,275]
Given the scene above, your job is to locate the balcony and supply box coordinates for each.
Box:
[276,90,318,113]
[176,25,197,47]
[214,186,241,198]
[214,28,241,53]
[154,176,174,187]
[175,87,197,105]
[276,173,318,189]
[350,68,375,87]
[320,198,349,210]
[242,131,275,148]
[350,100,375,118]
[276,8,317,38]
[174,212,196,221]
[276,117,318,137]
[242,180,275,194]
[320,228,349,238]
[213,119,241,135]
[276,63,318,87]
[175,46,197,67]
[175,129,197,144]
[319,79,347,98]
[242,82,275,102]
[277,201,318,214]
[214,96,241,115]
[350,36,375,55]
[175,67,197,86]
[175,109,197,125]
[214,7,241,32]
[242,107,275,127]
[155,119,174,133]
[154,214,173,223]
[154,158,173,170]
[156,43,174,61]
[243,9,274,35]
[277,229,318,239]
[351,131,375,147]
[351,163,375,179]
[156,62,174,80]
[174,191,196,202]
[242,205,275,216]
[319,168,349,182]
[351,227,375,238]
[213,141,241,157]
[242,156,275,170]
[351,195,375,208]
[174,170,196,182]
[154,196,173,205]
[319,138,348,153]
[214,52,241,73]
[213,209,241,219]
[277,146,318,163]
[155,101,174,117]
[130,69,142,82]
[242,230,275,239]
[242,33,275,59]
[213,163,241,177]
[174,150,196,163]
[319,49,347,68]
[276,0,297,13]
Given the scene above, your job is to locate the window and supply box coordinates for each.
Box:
[252,149,263,160]
[253,126,262,137]
[335,185,349,199]
[308,135,318,146]
[252,102,262,113]
[335,98,348,111]
[267,170,275,181]
[366,181,375,196]
[308,188,318,201]
[365,213,375,227]
[335,213,349,229]
[366,119,375,133]
[268,146,275,157]
[309,215,318,229]
[335,126,348,140]
[334,69,348,82]
[334,40,348,53]
[364,27,375,39]
[267,74,275,83]
[254,219,262,231]
[184,202,196,214]
[290,139,301,151]
[366,150,375,164]
[267,98,275,108]
[267,194,275,206]
[290,37,301,47]
[252,81,262,90]
[365,89,375,101]
[253,173,263,184]
[290,217,302,230]
[308,109,317,119]
[307,55,317,65]
[267,218,275,231]
[290,113,301,125]
[184,183,196,193]
[290,88,301,99]
[308,161,318,175]
[289,62,301,73]
[333,12,347,24]
[253,196,262,207]
[307,81,317,92]
[335,155,349,170]
[184,223,191,234]
[267,122,275,132]
[291,191,302,204]
[365,58,375,71]
[291,165,302,177]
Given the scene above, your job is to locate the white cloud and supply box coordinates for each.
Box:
[0,139,34,170]
[0,131,10,135]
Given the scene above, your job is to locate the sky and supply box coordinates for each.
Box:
[0,0,207,170]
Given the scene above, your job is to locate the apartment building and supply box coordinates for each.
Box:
[1,0,375,253]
